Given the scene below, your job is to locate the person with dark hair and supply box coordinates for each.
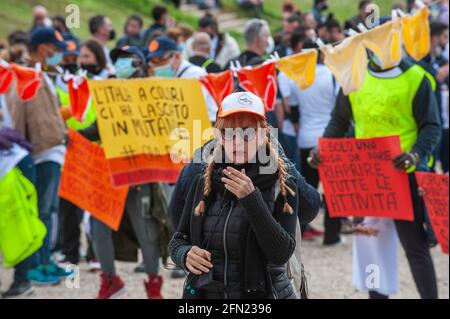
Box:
[309,48,442,298]
[312,0,329,25]
[115,14,144,49]
[7,31,30,65]
[5,27,71,290]
[237,0,264,18]
[344,0,373,31]
[88,15,115,69]
[79,39,109,79]
[75,46,170,299]
[52,15,80,48]
[7,30,29,47]
[420,22,449,173]
[274,13,303,58]
[276,27,306,175]
[326,14,344,43]
[143,5,171,47]
[169,92,302,299]
[185,13,240,69]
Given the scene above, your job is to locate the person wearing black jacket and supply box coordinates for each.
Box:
[188,32,222,74]
[169,92,310,299]
[224,19,270,69]
[309,57,442,299]
[168,138,321,233]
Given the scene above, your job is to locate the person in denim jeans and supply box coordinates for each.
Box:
[5,27,73,286]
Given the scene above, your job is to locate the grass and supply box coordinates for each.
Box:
[0,0,398,48]
[0,0,199,43]
[221,0,398,34]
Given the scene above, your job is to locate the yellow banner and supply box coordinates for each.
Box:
[88,78,213,161]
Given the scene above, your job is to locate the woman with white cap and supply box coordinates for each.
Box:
[169,91,299,299]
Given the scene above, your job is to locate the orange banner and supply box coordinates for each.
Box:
[59,130,129,231]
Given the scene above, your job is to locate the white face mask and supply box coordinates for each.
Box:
[265,36,275,55]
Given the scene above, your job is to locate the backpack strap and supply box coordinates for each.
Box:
[177,65,192,78]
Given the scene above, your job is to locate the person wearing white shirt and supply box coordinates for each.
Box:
[147,35,218,123]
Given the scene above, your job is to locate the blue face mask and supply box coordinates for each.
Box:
[154,64,176,78]
[46,52,63,65]
[114,57,137,79]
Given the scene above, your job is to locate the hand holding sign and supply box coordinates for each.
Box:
[318,136,414,221]
[415,172,449,255]
[59,130,129,231]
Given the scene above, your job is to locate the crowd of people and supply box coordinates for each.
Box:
[0,0,448,300]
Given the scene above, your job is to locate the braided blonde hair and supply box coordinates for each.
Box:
[195,114,295,215]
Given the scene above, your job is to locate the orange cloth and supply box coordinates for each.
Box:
[68,77,91,122]
[0,66,14,94]
[199,70,234,109]
[10,64,43,101]
[401,7,431,61]
[237,62,278,111]
[276,50,318,90]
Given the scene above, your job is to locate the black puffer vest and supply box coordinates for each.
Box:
[193,184,296,299]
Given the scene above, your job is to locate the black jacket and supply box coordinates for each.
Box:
[169,167,298,299]
[323,59,442,162]
[168,140,321,232]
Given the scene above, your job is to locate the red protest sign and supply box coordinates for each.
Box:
[318,136,414,221]
[415,172,449,255]
[59,130,129,231]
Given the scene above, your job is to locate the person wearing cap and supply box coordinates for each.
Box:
[111,45,147,79]
[169,92,300,299]
[5,27,72,287]
[146,35,218,123]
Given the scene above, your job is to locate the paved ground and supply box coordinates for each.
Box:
[1,212,448,299]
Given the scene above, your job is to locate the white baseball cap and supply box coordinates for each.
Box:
[218,92,266,120]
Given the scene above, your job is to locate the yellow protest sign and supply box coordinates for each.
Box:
[88,78,213,186]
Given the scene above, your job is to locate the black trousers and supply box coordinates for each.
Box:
[300,148,342,244]
[58,198,96,264]
[393,174,438,299]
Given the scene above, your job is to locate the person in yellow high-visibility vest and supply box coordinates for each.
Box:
[309,51,442,299]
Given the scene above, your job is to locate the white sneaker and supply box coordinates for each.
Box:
[88,261,101,272]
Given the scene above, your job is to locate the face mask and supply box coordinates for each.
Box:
[154,64,175,78]
[63,63,79,74]
[178,42,186,52]
[81,64,100,75]
[114,57,137,79]
[109,29,116,41]
[46,52,63,65]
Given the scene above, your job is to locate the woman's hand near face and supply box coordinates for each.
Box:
[221,167,255,199]
[186,246,213,275]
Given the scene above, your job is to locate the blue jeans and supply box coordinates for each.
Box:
[14,155,37,283]
[34,162,62,267]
